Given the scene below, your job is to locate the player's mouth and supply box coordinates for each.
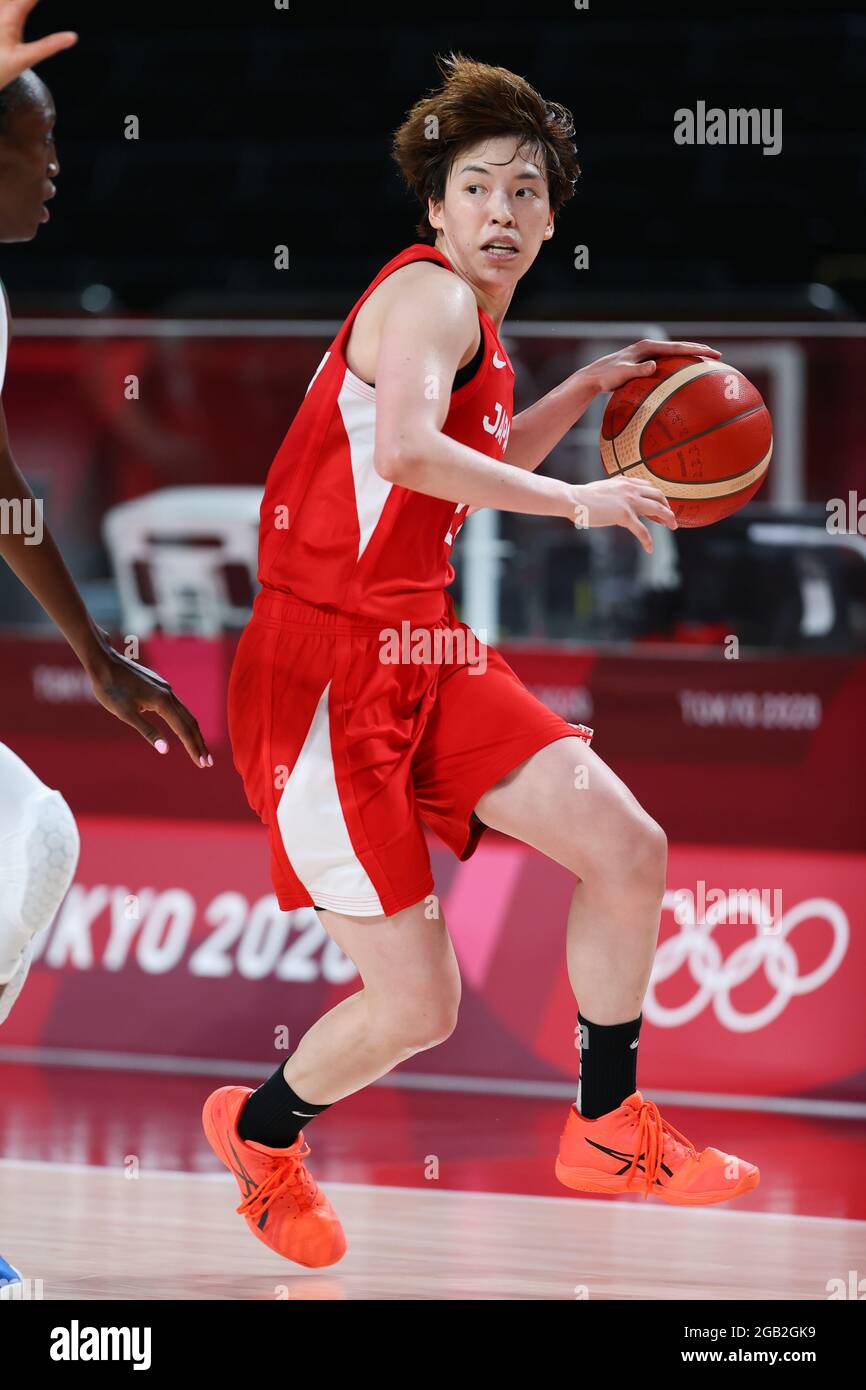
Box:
[40,185,56,222]
[481,239,519,261]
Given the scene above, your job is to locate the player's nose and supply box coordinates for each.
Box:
[488,190,515,222]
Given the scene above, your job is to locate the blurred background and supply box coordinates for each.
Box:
[1,1,865,1214]
[2,0,864,648]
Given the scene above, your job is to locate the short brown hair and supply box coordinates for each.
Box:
[391,51,581,241]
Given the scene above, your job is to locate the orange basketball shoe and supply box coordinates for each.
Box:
[202,1085,347,1266]
[556,1091,759,1205]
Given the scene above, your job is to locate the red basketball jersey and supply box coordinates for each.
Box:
[257,243,515,624]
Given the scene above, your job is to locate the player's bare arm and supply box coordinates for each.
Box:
[504,338,723,475]
[0,394,211,766]
[0,0,76,89]
[373,266,680,551]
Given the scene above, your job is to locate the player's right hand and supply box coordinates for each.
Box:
[569,476,678,554]
[86,635,213,768]
[0,0,77,90]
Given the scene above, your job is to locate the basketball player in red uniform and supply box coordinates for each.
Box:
[204,53,759,1267]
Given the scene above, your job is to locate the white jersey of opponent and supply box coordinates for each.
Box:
[0,290,79,990]
[0,279,80,1008]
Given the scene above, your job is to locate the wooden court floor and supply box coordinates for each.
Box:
[1,1062,864,1300]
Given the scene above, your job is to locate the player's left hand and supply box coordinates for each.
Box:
[86,633,213,768]
[0,0,77,90]
[583,339,721,394]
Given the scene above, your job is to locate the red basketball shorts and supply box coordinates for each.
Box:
[227,587,593,918]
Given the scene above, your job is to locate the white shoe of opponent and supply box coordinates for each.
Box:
[0,785,80,1026]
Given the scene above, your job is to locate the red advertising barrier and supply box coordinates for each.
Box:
[2,635,865,852]
[2,632,864,1098]
[2,815,863,1102]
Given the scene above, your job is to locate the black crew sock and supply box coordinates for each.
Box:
[237,1062,333,1148]
[575,1010,642,1120]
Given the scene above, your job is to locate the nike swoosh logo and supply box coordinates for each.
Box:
[292,1110,316,1117]
[630,1039,639,1048]
[492,351,507,368]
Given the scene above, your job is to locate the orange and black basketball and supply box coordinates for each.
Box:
[600,355,772,527]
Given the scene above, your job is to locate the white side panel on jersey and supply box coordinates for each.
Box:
[305,350,330,396]
[275,681,385,916]
[337,371,392,562]
[0,284,8,394]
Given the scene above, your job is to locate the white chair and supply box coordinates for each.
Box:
[102,486,263,636]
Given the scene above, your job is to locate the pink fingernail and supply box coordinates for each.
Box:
[155,739,168,754]
[207,754,214,767]
[199,755,206,767]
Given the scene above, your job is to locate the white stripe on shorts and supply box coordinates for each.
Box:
[275,681,385,917]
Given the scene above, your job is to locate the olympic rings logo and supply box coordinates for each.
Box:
[644,892,849,1032]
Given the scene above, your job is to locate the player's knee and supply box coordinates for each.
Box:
[18,790,80,935]
[584,804,666,898]
[384,988,461,1052]
[619,813,668,896]
[407,1008,460,1051]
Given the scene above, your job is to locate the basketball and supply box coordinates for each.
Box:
[599,355,773,527]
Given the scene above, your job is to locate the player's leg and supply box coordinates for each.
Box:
[236,894,460,1148]
[284,896,460,1101]
[202,894,460,1267]
[415,628,758,1204]
[418,626,665,1117]
[231,599,465,1131]
[209,601,465,1261]
[474,733,758,1202]
[474,732,664,1118]
[415,627,665,1036]
[0,741,79,1023]
[474,733,666,1028]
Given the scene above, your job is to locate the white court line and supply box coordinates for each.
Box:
[0,1156,863,1227]
[0,1045,863,1120]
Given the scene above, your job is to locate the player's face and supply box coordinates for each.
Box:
[428,135,553,288]
[0,88,59,243]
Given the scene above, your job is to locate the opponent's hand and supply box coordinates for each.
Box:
[0,0,77,90]
[86,633,213,767]
[570,475,677,554]
[582,339,721,394]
